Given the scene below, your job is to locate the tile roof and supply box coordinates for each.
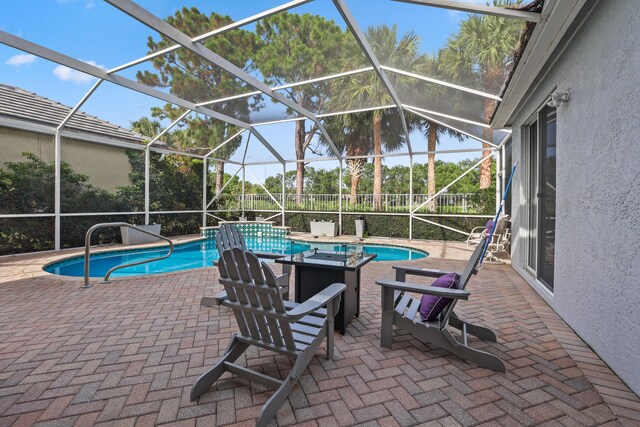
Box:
[0,83,145,143]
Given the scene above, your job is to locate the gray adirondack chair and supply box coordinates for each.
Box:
[375,236,505,372]
[202,223,290,307]
[192,247,345,427]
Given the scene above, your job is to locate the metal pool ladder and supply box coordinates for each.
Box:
[83,222,174,288]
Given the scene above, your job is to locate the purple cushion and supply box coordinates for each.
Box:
[484,220,495,236]
[419,272,460,322]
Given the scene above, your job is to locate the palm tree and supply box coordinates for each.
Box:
[321,113,371,204]
[405,55,465,211]
[131,117,164,140]
[439,0,524,189]
[320,109,407,205]
[420,119,465,211]
[331,25,424,210]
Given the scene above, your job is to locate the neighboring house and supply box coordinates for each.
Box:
[494,1,640,394]
[0,84,145,191]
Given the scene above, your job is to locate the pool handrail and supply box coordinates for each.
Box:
[83,222,174,288]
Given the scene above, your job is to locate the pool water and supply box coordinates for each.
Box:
[44,237,427,278]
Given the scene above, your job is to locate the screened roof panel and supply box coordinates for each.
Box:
[397,75,488,126]
[115,46,259,104]
[344,0,526,117]
[180,112,246,158]
[246,121,301,163]
[276,69,390,117]
[113,46,300,126]
[233,0,371,91]
[404,108,507,145]
[242,135,286,165]
[379,108,410,155]
[135,0,292,26]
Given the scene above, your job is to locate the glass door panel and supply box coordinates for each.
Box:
[538,106,557,290]
[526,121,538,271]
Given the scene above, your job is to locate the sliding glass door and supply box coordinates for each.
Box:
[525,105,557,291]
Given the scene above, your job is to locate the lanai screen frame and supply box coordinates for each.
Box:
[0,0,539,251]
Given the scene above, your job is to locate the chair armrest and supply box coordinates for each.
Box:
[286,283,346,320]
[469,227,486,235]
[213,251,284,266]
[393,265,451,278]
[375,279,469,300]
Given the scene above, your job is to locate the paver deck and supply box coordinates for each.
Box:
[0,238,639,426]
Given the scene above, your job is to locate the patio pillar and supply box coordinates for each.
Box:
[338,160,343,235]
[409,155,414,240]
[202,158,207,228]
[54,131,61,251]
[241,165,246,217]
[282,163,286,226]
[144,147,150,225]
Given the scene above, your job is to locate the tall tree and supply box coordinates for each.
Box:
[320,109,406,204]
[420,119,465,210]
[137,7,259,192]
[255,13,344,203]
[331,25,424,209]
[439,1,523,188]
[403,54,465,210]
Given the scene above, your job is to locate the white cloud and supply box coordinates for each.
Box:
[5,53,36,66]
[52,60,105,84]
[57,0,95,9]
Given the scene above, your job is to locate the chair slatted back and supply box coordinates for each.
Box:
[438,235,486,327]
[493,216,509,236]
[216,223,247,254]
[219,248,297,352]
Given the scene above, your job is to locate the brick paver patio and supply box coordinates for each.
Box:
[1,243,639,426]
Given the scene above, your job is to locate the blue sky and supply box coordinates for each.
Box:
[0,0,491,180]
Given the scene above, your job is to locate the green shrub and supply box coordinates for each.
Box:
[0,152,209,255]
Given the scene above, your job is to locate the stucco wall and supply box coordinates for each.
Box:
[510,0,640,393]
[0,126,133,192]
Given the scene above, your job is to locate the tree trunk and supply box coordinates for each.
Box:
[295,120,306,204]
[480,98,495,190]
[215,160,224,194]
[349,160,364,206]
[427,123,438,212]
[351,171,360,206]
[480,72,502,190]
[372,112,383,210]
[346,158,365,206]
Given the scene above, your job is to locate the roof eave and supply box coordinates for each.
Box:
[491,0,593,129]
[0,115,145,150]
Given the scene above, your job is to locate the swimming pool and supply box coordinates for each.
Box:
[44,237,427,278]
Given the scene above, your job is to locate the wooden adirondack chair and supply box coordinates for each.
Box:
[202,223,291,307]
[375,236,505,372]
[192,248,345,427]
